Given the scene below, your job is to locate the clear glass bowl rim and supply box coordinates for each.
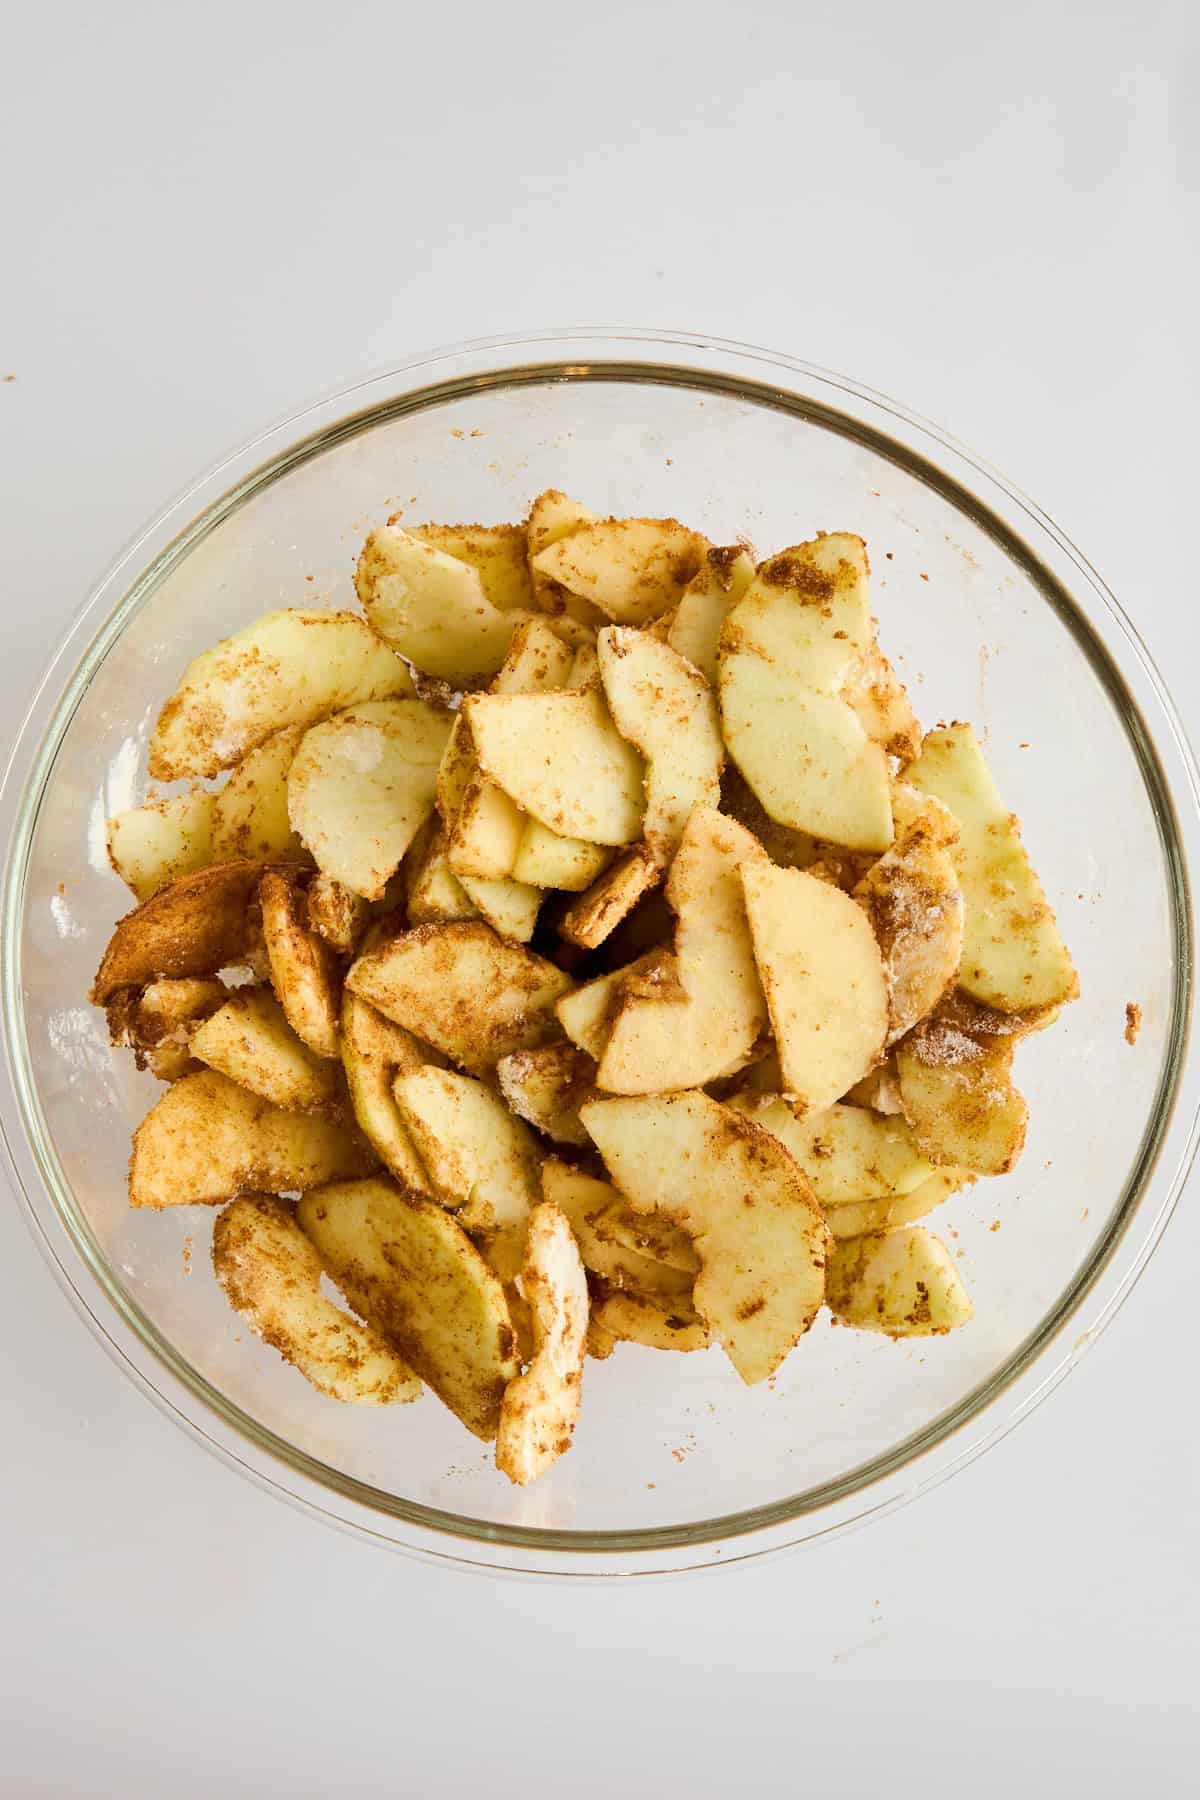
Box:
[1,326,1197,1579]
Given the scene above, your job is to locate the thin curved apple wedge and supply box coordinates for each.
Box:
[496,1202,589,1486]
[213,1194,419,1405]
[582,1091,828,1385]
[129,1069,377,1208]
[150,609,414,780]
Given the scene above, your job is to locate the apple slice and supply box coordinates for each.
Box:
[739,863,888,1113]
[495,1202,589,1485]
[392,1065,541,1235]
[445,616,573,880]
[107,789,215,902]
[724,534,874,684]
[347,922,572,1075]
[303,876,367,956]
[455,872,541,944]
[525,488,607,639]
[588,1200,700,1275]
[842,1056,904,1114]
[129,1069,376,1208]
[297,1179,519,1439]
[209,725,310,863]
[896,1029,1027,1176]
[854,787,964,1042]
[150,610,414,780]
[446,772,527,881]
[286,699,451,901]
[718,535,893,851]
[888,1167,975,1228]
[721,658,893,851]
[668,544,756,684]
[554,946,677,1058]
[720,765,819,871]
[530,517,708,626]
[402,818,479,924]
[729,1097,935,1206]
[408,522,534,611]
[105,976,227,1083]
[905,723,1077,1011]
[588,1289,710,1353]
[355,525,520,683]
[844,640,921,759]
[497,1042,596,1146]
[90,860,273,1006]
[260,870,342,1058]
[597,806,768,1094]
[464,689,645,845]
[510,820,612,891]
[597,626,724,862]
[581,1091,828,1385]
[213,1194,420,1404]
[541,1160,695,1306]
[845,640,921,759]
[827,1227,972,1336]
[190,986,342,1114]
[341,993,436,1194]
[557,847,661,949]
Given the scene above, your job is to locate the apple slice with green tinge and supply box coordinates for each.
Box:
[581,1090,829,1385]
[905,722,1078,1012]
[728,1096,936,1207]
[718,535,893,851]
[827,1227,972,1336]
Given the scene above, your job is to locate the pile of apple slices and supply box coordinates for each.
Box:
[93,495,1078,1486]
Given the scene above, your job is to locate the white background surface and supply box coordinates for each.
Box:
[2,3,1197,1794]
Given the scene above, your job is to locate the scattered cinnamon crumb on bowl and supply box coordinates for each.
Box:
[1125,1002,1142,1046]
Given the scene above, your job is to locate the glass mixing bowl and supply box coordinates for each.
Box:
[2,330,1196,1576]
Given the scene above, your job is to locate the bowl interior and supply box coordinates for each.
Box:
[6,358,1185,1550]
